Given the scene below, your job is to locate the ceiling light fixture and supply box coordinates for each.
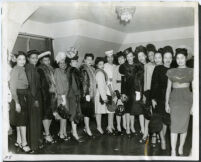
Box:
[115,6,136,24]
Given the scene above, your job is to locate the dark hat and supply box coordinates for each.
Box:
[149,114,163,133]
[116,51,125,58]
[27,50,40,57]
[123,47,133,56]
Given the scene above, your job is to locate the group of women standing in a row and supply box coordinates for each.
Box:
[8,44,193,156]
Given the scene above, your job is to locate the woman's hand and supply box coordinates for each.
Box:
[165,103,170,113]
[15,103,21,113]
[121,94,128,102]
[152,99,157,109]
[34,100,39,107]
[86,95,91,102]
[135,91,141,101]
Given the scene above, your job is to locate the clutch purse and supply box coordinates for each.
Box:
[57,104,70,119]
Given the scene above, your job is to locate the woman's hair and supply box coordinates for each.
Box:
[175,48,188,58]
[15,51,26,58]
[163,46,174,57]
[134,45,147,56]
[95,57,105,68]
[84,53,94,60]
[116,51,125,59]
[146,44,156,53]
[154,49,163,57]
[123,47,133,56]
[27,50,40,57]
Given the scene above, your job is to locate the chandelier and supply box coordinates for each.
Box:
[115,6,136,24]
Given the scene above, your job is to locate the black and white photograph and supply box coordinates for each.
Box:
[1,1,199,161]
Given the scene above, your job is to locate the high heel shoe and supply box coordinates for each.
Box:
[178,147,184,156]
[21,144,34,153]
[57,133,70,142]
[44,134,55,144]
[83,129,95,139]
[106,128,114,135]
[70,134,84,143]
[139,136,148,144]
[96,128,104,135]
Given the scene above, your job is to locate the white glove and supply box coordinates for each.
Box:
[86,95,91,102]
[135,91,141,101]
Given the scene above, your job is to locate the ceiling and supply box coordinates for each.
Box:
[29,4,194,33]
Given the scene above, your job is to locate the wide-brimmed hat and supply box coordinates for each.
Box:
[55,51,67,63]
[66,47,78,60]
[105,50,114,57]
[38,51,51,60]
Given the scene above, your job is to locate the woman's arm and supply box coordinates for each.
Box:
[165,79,172,113]
[96,71,107,102]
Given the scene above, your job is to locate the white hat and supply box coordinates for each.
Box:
[38,51,51,59]
[105,50,114,57]
[66,47,78,59]
[55,52,67,63]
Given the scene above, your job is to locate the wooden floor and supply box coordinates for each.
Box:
[8,115,192,156]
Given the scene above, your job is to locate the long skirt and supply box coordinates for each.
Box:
[9,89,29,127]
[169,87,193,133]
[27,95,43,151]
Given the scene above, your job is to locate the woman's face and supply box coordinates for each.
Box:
[163,52,173,67]
[84,56,93,66]
[41,57,50,66]
[70,59,78,68]
[154,53,163,65]
[118,56,125,65]
[16,55,26,67]
[138,52,147,64]
[107,55,114,64]
[97,61,104,69]
[176,53,187,67]
[28,54,38,66]
[58,59,67,70]
[148,51,155,63]
[126,52,134,64]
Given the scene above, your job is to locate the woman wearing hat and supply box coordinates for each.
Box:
[114,51,126,134]
[166,48,193,156]
[104,50,117,134]
[94,57,108,135]
[119,47,142,137]
[37,51,56,144]
[80,53,96,137]
[25,50,43,151]
[150,46,173,150]
[66,47,83,142]
[54,51,70,141]
[9,51,32,152]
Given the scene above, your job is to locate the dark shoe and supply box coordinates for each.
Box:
[44,134,55,144]
[83,129,95,139]
[106,128,114,135]
[139,136,148,144]
[14,142,22,149]
[96,129,104,135]
[70,134,84,143]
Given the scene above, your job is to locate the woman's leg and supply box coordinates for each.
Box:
[178,132,187,155]
[84,117,92,136]
[96,114,103,134]
[107,113,113,132]
[122,114,126,130]
[160,128,166,150]
[171,133,178,156]
[116,115,121,131]
[16,127,21,144]
[59,119,65,138]
[125,113,130,134]
[130,115,135,133]
[71,121,80,139]
[139,115,145,134]
[63,119,67,136]
[43,119,50,135]
[163,124,167,136]
[20,126,31,151]
[143,119,149,139]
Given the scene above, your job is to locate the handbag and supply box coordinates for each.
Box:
[143,105,152,120]
[57,104,70,119]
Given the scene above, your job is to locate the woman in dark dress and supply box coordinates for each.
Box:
[66,47,83,142]
[9,51,32,152]
[80,53,96,137]
[119,47,143,137]
[25,50,43,151]
[37,51,56,144]
[166,48,193,156]
[150,46,173,150]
